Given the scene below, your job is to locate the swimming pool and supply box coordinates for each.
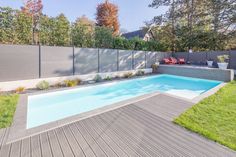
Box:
[27,74,221,128]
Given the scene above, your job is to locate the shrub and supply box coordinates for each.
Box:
[123,72,134,78]
[15,87,25,93]
[123,39,136,50]
[217,55,229,63]
[93,74,102,82]
[104,76,112,81]
[151,64,159,73]
[64,79,81,87]
[36,80,49,90]
[112,37,125,49]
[53,82,63,88]
[95,26,113,48]
[135,70,145,76]
[131,37,148,51]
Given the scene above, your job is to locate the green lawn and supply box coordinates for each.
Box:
[0,94,19,129]
[174,81,236,151]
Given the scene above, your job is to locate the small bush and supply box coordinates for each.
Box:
[15,87,25,93]
[93,74,102,82]
[151,63,159,73]
[36,80,49,90]
[123,72,134,78]
[217,55,229,63]
[64,79,80,87]
[136,70,145,76]
[104,76,112,81]
[53,82,63,88]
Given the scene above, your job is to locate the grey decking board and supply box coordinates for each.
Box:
[0,143,11,157]
[100,107,193,157]
[75,122,107,157]
[30,135,41,157]
[85,119,130,157]
[128,105,221,153]
[79,120,118,157]
[117,106,209,157]
[82,118,129,157]
[21,138,31,157]
[135,94,194,120]
[68,123,96,157]
[98,112,155,157]
[0,128,10,147]
[47,130,63,157]
[0,128,6,147]
[88,116,139,157]
[39,132,53,157]
[62,125,85,157]
[54,127,74,157]
[9,140,21,157]
[127,105,235,156]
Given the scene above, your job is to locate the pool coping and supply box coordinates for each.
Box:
[6,74,225,143]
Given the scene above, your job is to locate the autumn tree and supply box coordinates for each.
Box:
[96,0,120,36]
[21,0,43,44]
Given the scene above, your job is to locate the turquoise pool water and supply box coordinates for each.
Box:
[27,74,221,128]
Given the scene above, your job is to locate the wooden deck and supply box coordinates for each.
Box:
[0,94,235,157]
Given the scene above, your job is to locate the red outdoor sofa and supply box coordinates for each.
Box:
[163,57,185,64]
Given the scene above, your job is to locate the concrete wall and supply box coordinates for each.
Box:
[157,65,234,82]
[230,51,236,69]
[0,45,39,82]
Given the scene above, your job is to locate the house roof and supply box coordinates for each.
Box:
[122,29,147,39]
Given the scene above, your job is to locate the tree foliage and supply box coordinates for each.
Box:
[71,15,95,47]
[149,0,236,51]
[21,0,43,44]
[15,11,32,44]
[0,7,32,44]
[94,26,113,48]
[53,14,70,46]
[0,7,16,44]
[96,0,120,36]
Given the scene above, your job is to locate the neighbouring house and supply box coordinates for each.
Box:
[122,28,155,41]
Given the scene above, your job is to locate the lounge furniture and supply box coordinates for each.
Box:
[163,58,172,64]
[170,57,178,64]
[178,58,185,64]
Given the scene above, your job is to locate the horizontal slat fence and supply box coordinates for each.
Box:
[0,44,235,82]
[0,44,172,82]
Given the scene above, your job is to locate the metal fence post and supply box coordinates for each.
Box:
[98,48,100,73]
[229,50,231,69]
[39,44,41,78]
[117,50,119,71]
[145,51,147,69]
[132,51,134,70]
[72,46,75,75]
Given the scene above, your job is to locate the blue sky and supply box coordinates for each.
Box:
[0,0,167,31]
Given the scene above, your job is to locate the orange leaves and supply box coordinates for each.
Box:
[96,0,120,36]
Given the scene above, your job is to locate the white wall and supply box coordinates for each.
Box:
[0,69,152,92]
